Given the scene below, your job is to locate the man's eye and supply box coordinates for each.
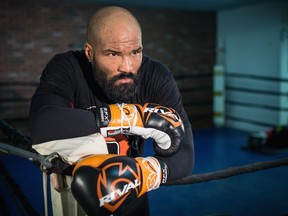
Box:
[132,50,142,55]
[109,52,119,57]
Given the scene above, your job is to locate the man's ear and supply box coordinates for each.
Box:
[84,42,93,62]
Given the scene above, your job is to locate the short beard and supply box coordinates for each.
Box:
[92,62,140,103]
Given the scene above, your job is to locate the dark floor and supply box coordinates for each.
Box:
[1,127,288,216]
[148,127,288,216]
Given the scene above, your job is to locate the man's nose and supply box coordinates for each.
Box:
[119,56,132,72]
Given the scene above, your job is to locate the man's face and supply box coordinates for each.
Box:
[92,57,141,103]
[90,26,143,103]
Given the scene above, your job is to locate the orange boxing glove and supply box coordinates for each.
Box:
[71,154,168,216]
[93,103,185,157]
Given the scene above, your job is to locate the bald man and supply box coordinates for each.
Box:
[29,6,194,216]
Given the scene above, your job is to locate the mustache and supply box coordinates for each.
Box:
[110,72,136,83]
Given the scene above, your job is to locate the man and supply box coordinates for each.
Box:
[29,6,194,216]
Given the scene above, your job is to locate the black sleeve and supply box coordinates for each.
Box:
[29,53,98,144]
[140,60,195,182]
[156,76,195,182]
[156,124,194,182]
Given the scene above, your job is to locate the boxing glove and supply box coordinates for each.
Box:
[71,154,168,216]
[94,103,185,156]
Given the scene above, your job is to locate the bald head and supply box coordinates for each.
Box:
[84,6,143,103]
[87,6,142,46]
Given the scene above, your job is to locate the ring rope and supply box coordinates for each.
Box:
[168,157,288,185]
[1,118,288,186]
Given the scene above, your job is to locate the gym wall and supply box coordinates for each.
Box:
[217,1,288,132]
[0,0,216,135]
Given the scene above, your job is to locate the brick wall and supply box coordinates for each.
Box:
[0,0,216,135]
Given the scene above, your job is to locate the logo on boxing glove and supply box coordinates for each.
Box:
[97,161,142,212]
[143,104,182,128]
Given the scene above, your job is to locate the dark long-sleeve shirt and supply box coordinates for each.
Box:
[29,50,194,182]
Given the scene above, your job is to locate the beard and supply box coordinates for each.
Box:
[92,62,140,103]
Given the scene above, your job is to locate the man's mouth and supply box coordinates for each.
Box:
[112,72,135,85]
[115,77,133,85]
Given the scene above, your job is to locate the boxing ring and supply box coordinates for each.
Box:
[1,119,288,215]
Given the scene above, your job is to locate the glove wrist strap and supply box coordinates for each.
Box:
[157,158,169,184]
[137,156,168,196]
